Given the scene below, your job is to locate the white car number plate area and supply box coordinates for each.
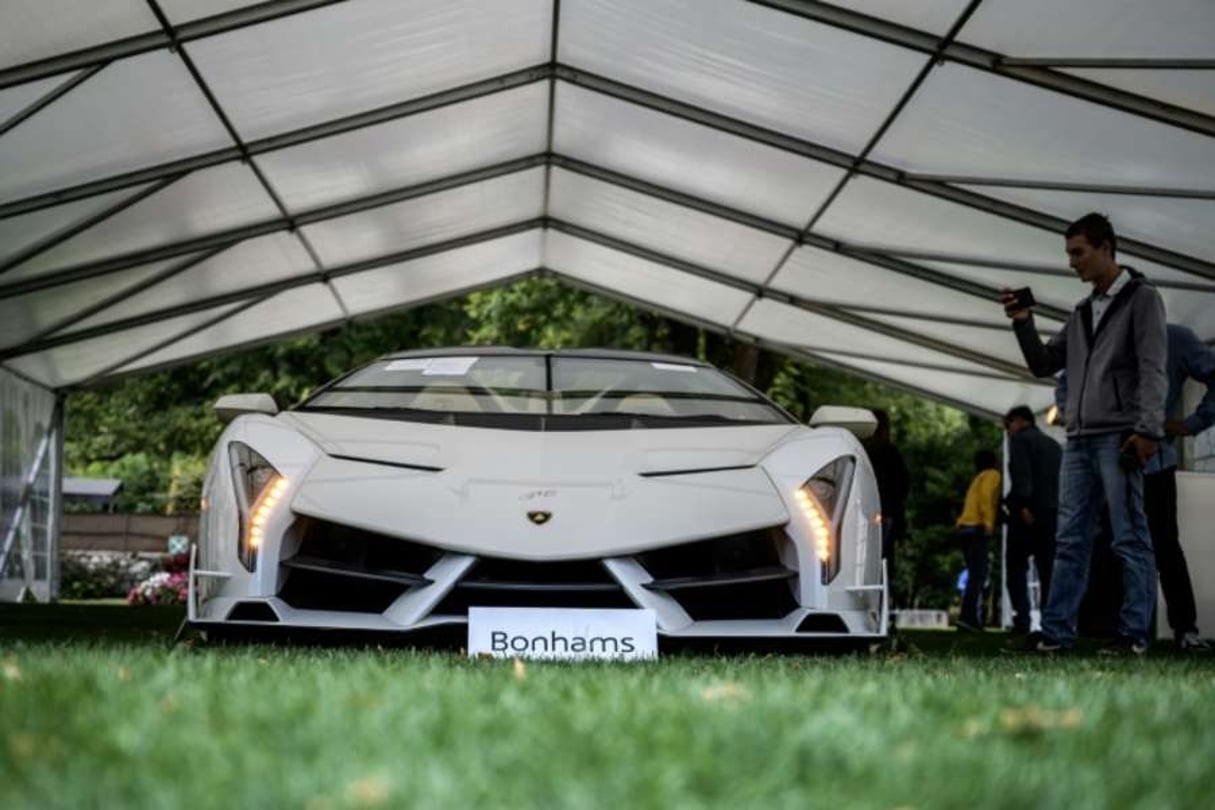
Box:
[468,607,658,661]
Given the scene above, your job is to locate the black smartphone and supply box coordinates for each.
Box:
[1009,287,1036,310]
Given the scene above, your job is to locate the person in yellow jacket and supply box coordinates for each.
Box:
[956,449,1002,631]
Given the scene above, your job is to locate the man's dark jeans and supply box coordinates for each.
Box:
[959,526,988,628]
[1006,511,1057,632]
[1145,467,1198,638]
[1043,433,1156,647]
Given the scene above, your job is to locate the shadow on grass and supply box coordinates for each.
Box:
[3,603,1211,661]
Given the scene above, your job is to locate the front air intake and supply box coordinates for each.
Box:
[432,556,636,616]
[278,518,443,613]
[634,527,799,621]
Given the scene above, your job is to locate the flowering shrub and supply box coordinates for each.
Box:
[127,571,188,606]
[60,552,156,599]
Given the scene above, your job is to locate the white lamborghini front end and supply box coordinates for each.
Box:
[190,349,886,643]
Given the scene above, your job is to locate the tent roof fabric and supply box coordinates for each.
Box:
[2,0,1213,420]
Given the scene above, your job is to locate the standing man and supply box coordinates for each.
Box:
[1003,405,1062,635]
[1001,212,1167,654]
[862,409,909,598]
[1146,324,1215,650]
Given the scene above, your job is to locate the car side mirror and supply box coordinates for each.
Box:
[809,406,877,439]
[214,393,278,422]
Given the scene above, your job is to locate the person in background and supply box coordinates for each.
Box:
[862,409,909,596]
[1003,405,1062,635]
[1149,324,1215,650]
[956,449,1001,631]
[1002,212,1167,655]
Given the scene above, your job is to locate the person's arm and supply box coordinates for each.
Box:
[1132,288,1168,442]
[1176,328,1215,437]
[1009,310,1068,377]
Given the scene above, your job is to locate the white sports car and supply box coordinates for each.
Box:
[189,348,887,645]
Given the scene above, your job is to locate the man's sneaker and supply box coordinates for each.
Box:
[1177,631,1211,653]
[1098,636,1149,657]
[1032,636,1065,654]
[1003,632,1064,654]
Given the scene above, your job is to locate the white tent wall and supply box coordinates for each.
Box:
[1,0,1214,606]
[0,367,60,602]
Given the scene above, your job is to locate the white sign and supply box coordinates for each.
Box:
[422,356,478,376]
[468,607,658,661]
[385,359,430,371]
[384,357,479,375]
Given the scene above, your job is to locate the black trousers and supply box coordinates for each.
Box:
[1145,468,1198,637]
[1006,510,1057,632]
[959,526,988,627]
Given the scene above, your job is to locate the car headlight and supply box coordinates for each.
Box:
[228,442,288,571]
[793,457,855,584]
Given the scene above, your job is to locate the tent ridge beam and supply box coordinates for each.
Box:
[0,0,355,91]
[745,0,1215,138]
[540,0,562,218]
[911,175,1215,200]
[999,57,1215,70]
[0,219,545,362]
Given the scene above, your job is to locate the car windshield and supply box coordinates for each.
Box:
[297,354,791,430]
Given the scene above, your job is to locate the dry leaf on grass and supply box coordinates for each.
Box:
[513,659,527,681]
[1000,705,1083,734]
[346,775,389,807]
[700,682,751,702]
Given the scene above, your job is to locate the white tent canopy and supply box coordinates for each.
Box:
[2,0,1214,421]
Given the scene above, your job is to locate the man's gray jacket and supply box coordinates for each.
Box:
[1013,268,1167,439]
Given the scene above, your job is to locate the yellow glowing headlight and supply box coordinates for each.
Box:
[794,487,834,564]
[796,457,855,585]
[248,475,288,550]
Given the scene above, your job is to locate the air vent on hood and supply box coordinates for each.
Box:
[638,464,754,478]
[327,453,443,472]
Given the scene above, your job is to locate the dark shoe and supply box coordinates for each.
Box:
[1177,631,1210,653]
[1004,632,1064,654]
[1098,636,1149,657]
[1032,636,1065,654]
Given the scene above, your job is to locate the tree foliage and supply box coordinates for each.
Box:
[64,277,1002,606]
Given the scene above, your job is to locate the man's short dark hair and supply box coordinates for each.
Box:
[975,449,998,471]
[1004,405,1035,426]
[1065,212,1117,258]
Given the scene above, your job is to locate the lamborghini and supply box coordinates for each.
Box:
[189,348,886,645]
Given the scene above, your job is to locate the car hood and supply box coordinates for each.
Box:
[279,412,803,559]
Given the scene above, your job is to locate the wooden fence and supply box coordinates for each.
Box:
[62,513,199,553]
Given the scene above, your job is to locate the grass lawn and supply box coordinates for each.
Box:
[3,605,1215,809]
